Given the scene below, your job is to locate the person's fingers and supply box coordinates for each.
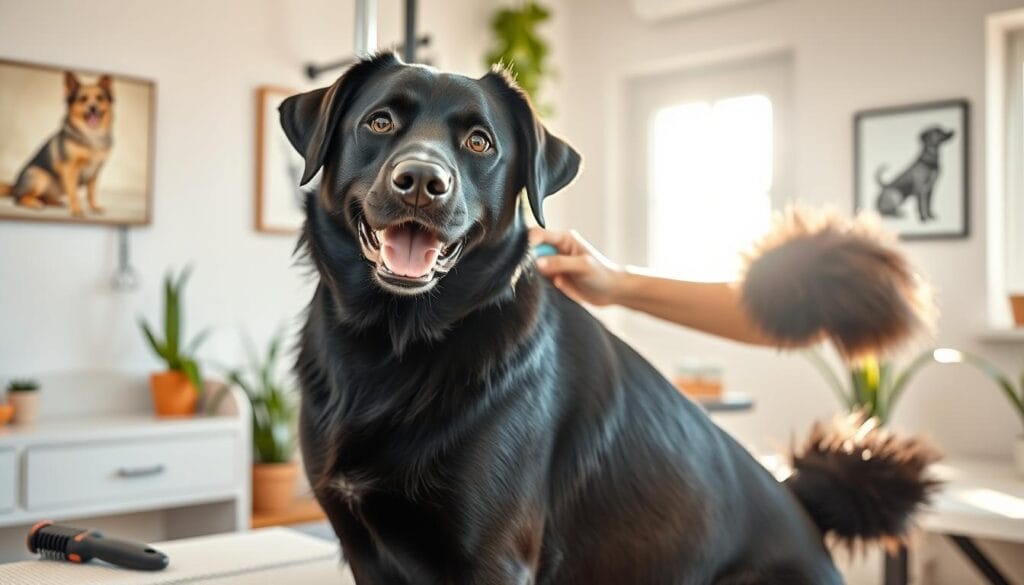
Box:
[527,227,547,246]
[536,255,592,277]
[529,227,581,255]
[552,276,585,304]
[569,229,602,257]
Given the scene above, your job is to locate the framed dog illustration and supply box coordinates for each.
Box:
[854,99,968,240]
[255,86,305,234]
[0,59,155,226]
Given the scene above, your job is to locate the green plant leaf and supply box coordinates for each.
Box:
[886,348,938,418]
[230,329,297,463]
[186,327,213,355]
[164,271,179,357]
[139,319,169,363]
[802,348,853,408]
[957,351,1024,426]
[180,358,203,400]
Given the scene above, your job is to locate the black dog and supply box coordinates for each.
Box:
[875,126,955,222]
[282,53,931,585]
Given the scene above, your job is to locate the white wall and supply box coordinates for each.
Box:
[0,0,494,390]
[548,0,1024,582]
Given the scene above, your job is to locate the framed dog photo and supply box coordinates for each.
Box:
[854,99,968,240]
[256,86,306,235]
[0,59,155,226]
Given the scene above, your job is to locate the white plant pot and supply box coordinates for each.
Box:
[1014,437,1024,477]
[8,392,39,425]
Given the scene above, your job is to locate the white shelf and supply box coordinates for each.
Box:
[978,328,1024,343]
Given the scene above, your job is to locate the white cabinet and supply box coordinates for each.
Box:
[0,450,14,513]
[0,385,251,562]
[24,432,237,511]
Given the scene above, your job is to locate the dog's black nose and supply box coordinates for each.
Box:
[391,160,452,208]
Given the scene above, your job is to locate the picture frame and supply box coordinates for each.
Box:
[0,58,155,226]
[255,86,306,235]
[854,99,969,240]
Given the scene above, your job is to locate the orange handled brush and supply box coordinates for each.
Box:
[27,520,169,571]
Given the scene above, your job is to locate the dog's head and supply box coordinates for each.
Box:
[919,126,954,148]
[65,72,113,134]
[280,53,580,297]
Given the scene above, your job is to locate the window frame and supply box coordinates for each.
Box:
[984,9,1024,331]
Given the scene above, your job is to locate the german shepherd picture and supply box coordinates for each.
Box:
[0,60,154,226]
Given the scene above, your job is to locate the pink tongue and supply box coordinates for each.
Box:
[380,224,443,278]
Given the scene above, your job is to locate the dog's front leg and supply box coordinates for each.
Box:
[917,188,931,222]
[86,173,104,213]
[58,165,83,216]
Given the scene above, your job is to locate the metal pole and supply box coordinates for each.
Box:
[354,0,378,54]
[404,0,417,63]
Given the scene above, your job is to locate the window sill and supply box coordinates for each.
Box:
[978,327,1024,343]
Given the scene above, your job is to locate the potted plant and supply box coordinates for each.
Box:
[228,331,298,513]
[930,348,1024,475]
[485,1,554,115]
[804,347,940,424]
[6,379,40,425]
[139,267,209,417]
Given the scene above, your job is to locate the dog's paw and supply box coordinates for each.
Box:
[69,206,84,217]
[19,198,44,210]
[89,205,105,214]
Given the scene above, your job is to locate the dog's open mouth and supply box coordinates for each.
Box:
[85,111,103,128]
[358,216,464,292]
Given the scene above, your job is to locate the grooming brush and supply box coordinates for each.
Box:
[27,520,169,571]
[534,243,559,258]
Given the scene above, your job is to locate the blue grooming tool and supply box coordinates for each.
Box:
[534,244,559,258]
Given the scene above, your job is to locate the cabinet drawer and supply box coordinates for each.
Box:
[0,449,14,512]
[25,433,237,511]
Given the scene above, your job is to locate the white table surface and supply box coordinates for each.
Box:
[1,459,1018,584]
[0,527,353,584]
[920,458,1024,543]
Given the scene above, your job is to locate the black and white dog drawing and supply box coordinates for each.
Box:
[875,126,955,222]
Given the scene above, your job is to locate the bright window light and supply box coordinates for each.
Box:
[648,94,773,282]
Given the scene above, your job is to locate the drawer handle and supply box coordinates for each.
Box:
[115,464,166,479]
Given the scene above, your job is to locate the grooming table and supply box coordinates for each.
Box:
[885,458,1024,585]
[0,527,353,584]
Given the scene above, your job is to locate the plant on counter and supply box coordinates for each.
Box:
[227,330,299,513]
[804,348,941,424]
[6,378,40,425]
[484,1,554,115]
[928,348,1024,473]
[6,379,39,392]
[139,266,211,417]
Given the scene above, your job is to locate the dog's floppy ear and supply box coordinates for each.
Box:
[279,52,401,186]
[64,72,80,101]
[482,67,581,227]
[97,75,114,100]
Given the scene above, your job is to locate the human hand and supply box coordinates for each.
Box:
[528,227,626,306]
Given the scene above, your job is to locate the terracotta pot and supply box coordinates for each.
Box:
[8,391,39,425]
[0,403,12,425]
[252,462,300,513]
[149,371,198,417]
[1010,295,1024,327]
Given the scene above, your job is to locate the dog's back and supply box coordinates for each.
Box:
[539,290,842,584]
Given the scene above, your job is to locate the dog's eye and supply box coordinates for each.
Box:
[465,132,491,154]
[368,113,394,134]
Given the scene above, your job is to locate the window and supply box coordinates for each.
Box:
[623,53,791,283]
[984,10,1024,330]
[1004,28,1024,293]
[648,94,773,282]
